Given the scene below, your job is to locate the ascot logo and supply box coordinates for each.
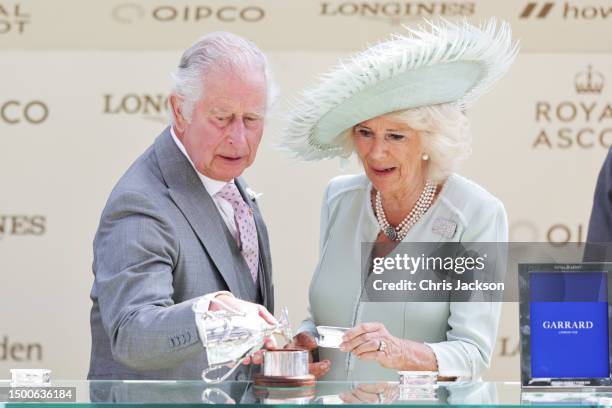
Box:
[319,1,475,25]
[0,3,30,34]
[532,65,612,150]
[543,321,594,330]
[0,100,48,125]
[575,65,604,94]
[103,93,169,124]
[0,215,46,238]
[112,3,265,24]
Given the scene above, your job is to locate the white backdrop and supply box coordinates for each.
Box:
[0,0,611,381]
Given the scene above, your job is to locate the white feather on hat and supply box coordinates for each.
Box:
[282,18,519,161]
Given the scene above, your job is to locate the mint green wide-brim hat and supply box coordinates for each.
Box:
[282,18,519,161]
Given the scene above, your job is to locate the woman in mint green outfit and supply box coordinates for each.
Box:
[283,18,518,381]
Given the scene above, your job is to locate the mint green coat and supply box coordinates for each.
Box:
[299,173,508,381]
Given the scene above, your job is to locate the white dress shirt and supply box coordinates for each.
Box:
[170,127,239,243]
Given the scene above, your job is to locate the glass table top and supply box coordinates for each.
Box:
[1,380,612,405]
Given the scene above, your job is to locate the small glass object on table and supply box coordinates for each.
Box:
[10,369,51,387]
[398,371,438,401]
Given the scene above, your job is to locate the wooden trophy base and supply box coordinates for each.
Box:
[254,373,316,388]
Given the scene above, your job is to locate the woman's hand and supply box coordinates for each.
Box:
[340,322,405,369]
[285,332,331,378]
[340,322,437,371]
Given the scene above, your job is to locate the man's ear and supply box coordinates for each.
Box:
[170,94,187,135]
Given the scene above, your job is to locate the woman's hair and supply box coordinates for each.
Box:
[339,103,472,182]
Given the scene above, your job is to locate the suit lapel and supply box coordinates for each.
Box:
[154,127,245,297]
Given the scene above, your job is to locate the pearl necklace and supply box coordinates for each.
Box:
[374,180,436,241]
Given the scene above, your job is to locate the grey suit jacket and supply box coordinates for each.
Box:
[88,127,274,380]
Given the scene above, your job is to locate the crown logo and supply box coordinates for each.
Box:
[574,65,604,94]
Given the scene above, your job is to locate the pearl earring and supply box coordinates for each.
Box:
[422,153,429,161]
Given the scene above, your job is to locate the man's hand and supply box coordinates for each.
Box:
[208,294,278,366]
[285,332,331,378]
[208,294,278,325]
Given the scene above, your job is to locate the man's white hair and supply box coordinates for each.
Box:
[339,103,472,182]
[169,31,277,124]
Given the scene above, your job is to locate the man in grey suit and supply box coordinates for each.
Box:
[88,32,276,380]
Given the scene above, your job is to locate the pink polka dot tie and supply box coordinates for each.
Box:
[216,183,259,283]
